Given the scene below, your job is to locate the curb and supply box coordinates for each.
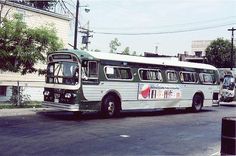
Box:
[0,108,46,117]
[220,101,236,106]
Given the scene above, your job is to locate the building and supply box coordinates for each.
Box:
[191,40,212,56]
[0,1,71,102]
[144,52,179,61]
[178,51,206,63]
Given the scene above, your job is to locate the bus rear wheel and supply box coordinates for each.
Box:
[101,95,120,118]
[192,94,203,112]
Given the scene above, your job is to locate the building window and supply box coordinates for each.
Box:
[0,86,7,96]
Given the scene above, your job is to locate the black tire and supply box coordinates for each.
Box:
[73,111,83,118]
[221,117,236,155]
[192,94,203,112]
[101,95,120,118]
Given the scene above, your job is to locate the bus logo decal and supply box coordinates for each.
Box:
[138,83,182,100]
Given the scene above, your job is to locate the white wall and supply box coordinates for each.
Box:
[22,87,44,101]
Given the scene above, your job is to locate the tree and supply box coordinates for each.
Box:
[205,38,235,68]
[0,14,63,74]
[122,47,130,55]
[131,51,137,56]
[6,1,74,17]
[94,49,101,52]
[9,0,56,10]
[109,38,121,53]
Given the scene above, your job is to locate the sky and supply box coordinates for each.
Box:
[73,0,236,56]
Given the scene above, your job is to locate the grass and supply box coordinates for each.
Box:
[0,101,42,109]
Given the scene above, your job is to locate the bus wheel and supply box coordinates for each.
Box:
[102,96,119,118]
[192,94,203,112]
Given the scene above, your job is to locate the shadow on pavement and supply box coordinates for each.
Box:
[220,104,236,107]
[37,108,215,121]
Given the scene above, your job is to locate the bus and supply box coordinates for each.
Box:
[42,49,220,118]
[221,74,236,102]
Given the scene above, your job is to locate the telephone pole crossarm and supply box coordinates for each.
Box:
[79,26,93,50]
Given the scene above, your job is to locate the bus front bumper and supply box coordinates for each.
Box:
[42,102,80,111]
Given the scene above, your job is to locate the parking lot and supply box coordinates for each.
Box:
[0,104,235,156]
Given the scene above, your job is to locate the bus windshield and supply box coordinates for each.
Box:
[223,76,235,90]
[46,61,79,85]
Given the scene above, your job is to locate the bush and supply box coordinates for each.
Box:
[10,86,31,106]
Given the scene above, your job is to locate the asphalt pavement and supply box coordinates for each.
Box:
[0,102,235,156]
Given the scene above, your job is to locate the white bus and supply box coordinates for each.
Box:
[42,50,220,117]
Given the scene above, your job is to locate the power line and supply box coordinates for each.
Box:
[92,16,236,30]
[94,22,236,36]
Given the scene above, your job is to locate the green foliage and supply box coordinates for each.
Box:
[109,38,121,53]
[0,102,42,109]
[0,14,63,74]
[122,47,130,55]
[131,51,137,56]
[10,86,30,106]
[205,38,235,68]
[109,38,140,55]
[94,49,101,52]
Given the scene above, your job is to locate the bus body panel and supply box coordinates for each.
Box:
[82,82,138,101]
[82,82,220,110]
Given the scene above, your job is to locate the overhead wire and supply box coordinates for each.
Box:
[92,16,236,30]
[93,22,236,36]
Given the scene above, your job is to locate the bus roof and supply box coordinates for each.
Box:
[55,49,217,71]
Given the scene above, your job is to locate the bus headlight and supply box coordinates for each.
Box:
[65,93,72,98]
[43,91,50,96]
[228,93,233,97]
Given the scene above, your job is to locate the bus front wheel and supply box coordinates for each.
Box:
[192,94,203,112]
[101,95,120,118]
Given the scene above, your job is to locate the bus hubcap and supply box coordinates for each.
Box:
[108,101,115,115]
[194,98,201,109]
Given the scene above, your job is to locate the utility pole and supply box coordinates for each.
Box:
[80,22,93,50]
[228,27,236,70]
[74,0,79,49]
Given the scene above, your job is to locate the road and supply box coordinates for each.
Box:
[0,105,235,156]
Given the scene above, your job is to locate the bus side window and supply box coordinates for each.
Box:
[82,61,99,83]
[88,61,98,78]
[105,66,132,80]
[180,72,197,83]
[199,73,215,84]
[139,69,162,82]
[166,71,178,82]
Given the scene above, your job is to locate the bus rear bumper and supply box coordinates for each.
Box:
[42,102,80,111]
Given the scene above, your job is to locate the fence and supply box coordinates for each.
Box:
[0,80,45,105]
